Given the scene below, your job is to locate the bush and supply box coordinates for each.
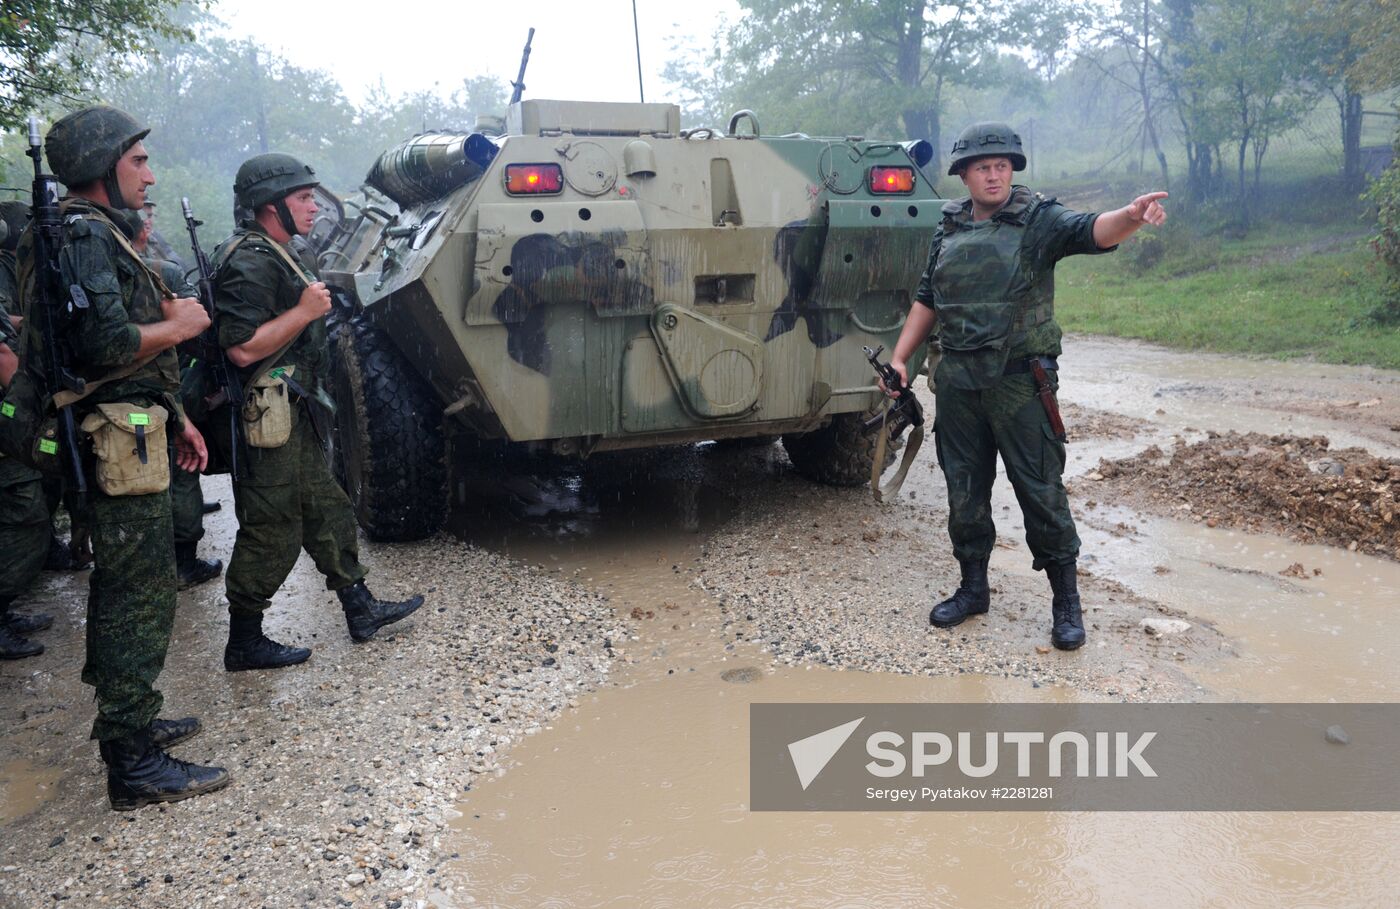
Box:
[1118,219,1221,278]
[1362,129,1400,325]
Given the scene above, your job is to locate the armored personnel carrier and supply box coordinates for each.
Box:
[313,100,941,541]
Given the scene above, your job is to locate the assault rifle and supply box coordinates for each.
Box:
[26,116,87,499]
[181,197,247,479]
[862,344,923,440]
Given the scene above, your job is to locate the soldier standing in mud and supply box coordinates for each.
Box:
[0,217,54,660]
[212,153,424,672]
[883,122,1166,651]
[22,106,230,807]
[130,202,224,590]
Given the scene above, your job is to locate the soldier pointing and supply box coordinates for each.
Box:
[884,121,1166,651]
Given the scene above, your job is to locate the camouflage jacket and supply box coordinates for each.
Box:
[0,250,17,330]
[17,198,184,418]
[213,225,328,390]
[914,185,1112,389]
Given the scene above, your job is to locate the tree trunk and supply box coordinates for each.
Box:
[1237,138,1249,226]
[1342,91,1363,190]
[1139,0,1170,188]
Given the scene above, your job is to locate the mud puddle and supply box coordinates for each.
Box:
[0,759,62,823]
[437,415,1399,907]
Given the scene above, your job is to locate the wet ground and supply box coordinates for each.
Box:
[2,335,1398,907]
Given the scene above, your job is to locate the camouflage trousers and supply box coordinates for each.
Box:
[0,457,50,606]
[170,455,205,545]
[81,461,178,741]
[933,372,1080,571]
[224,404,365,615]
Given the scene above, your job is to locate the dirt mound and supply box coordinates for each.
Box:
[1090,431,1400,560]
[1061,401,1145,440]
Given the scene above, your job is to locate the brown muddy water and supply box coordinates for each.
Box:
[435,338,1400,909]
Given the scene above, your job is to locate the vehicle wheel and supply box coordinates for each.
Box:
[333,316,448,541]
[781,409,894,487]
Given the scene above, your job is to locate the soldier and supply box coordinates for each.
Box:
[23,106,229,808]
[130,204,224,590]
[883,122,1165,651]
[0,217,53,659]
[213,153,424,672]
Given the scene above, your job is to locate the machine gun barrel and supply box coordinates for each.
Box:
[27,116,87,499]
[510,27,535,105]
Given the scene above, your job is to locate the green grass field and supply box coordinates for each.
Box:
[1055,226,1400,370]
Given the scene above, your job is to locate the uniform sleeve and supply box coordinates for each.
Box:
[913,230,945,309]
[215,246,283,350]
[1033,202,1114,264]
[0,298,16,347]
[59,223,141,367]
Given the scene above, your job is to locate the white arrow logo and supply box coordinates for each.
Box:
[787,717,865,791]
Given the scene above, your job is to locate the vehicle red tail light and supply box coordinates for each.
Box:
[868,166,915,194]
[505,163,564,195]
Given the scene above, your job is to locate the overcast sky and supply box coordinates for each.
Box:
[219,0,743,106]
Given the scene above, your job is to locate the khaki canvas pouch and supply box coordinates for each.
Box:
[79,403,171,496]
[242,364,294,449]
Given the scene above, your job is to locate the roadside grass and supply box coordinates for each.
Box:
[1056,234,1400,371]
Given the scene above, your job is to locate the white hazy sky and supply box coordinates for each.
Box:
[219,0,744,106]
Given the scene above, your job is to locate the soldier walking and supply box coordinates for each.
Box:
[21,106,229,807]
[212,153,424,672]
[883,122,1166,651]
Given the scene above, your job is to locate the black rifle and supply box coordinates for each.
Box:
[26,116,87,500]
[510,28,535,105]
[181,197,248,480]
[862,344,924,440]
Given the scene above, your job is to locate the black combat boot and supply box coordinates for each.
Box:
[150,716,202,749]
[1,595,53,636]
[99,729,230,811]
[223,610,311,672]
[337,581,424,643]
[176,542,223,590]
[930,557,991,628]
[1046,560,1087,651]
[0,623,43,659]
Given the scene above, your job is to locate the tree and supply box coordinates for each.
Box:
[672,0,1081,171]
[0,0,191,127]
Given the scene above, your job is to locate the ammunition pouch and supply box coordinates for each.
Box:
[0,368,62,474]
[242,365,294,449]
[80,403,171,496]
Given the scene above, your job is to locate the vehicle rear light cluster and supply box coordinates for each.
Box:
[505,163,564,195]
[868,166,916,194]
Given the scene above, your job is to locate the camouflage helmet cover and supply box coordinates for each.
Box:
[234,153,319,211]
[947,121,1026,176]
[45,105,150,187]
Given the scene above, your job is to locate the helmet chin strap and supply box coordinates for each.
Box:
[103,170,131,211]
[274,199,299,237]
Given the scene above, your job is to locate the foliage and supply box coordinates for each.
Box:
[0,0,192,128]
[666,0,1082,171]
[1361,127,1400,323]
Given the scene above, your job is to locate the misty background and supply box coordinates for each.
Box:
[1,0,1398,327]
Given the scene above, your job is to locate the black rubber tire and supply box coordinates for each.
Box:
[332,317,448,541]
[781,410,895,487]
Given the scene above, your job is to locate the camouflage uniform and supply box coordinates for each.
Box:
[214,227,366,616]
[21,198,184,740]
[0,292,49,613]
[915,185,1113,570]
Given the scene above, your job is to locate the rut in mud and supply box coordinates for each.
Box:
[1089,431,1400,561]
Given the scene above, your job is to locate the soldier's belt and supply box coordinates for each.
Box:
[1003,355,1058,375]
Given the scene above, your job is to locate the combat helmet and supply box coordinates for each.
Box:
[0,201,28,253]
[947,122,1026,176]
[45,106,150,209]
[234,153,319,236]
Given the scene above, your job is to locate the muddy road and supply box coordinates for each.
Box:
[2,335,1398,908]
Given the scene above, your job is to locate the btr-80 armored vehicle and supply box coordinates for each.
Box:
[313,100,941,541]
